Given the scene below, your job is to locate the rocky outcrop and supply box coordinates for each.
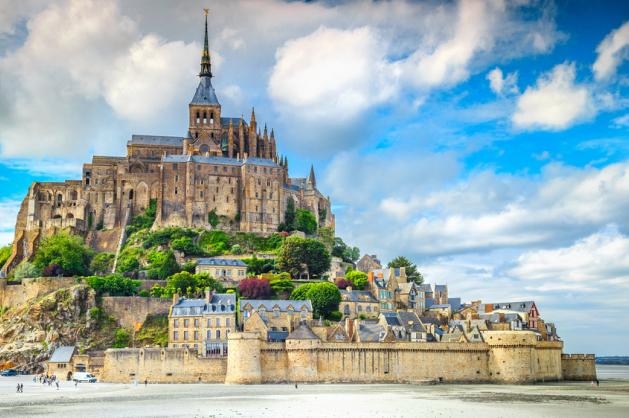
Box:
[0,285,100,373]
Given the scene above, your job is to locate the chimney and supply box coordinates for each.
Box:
[205,288,211,303]
[172,292,180,306]
[345,318,354,341]
[368,271,374,283]
[484,303,492,313]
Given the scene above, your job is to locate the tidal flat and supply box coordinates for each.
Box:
[1,375,628,417]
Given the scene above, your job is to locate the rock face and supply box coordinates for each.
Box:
[0,285,98,373]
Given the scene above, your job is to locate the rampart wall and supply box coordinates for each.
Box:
[561,354,597,381]
[103,331,576,384]
[101,348,226,383]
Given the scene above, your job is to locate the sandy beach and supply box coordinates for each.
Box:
[1,373,628,418]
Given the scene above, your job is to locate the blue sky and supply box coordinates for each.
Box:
[1,0,628,355]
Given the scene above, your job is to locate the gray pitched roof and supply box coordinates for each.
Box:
[190,76,220,105]
[240,299,313,312]
[340,289,377,303]
[129,135,184,146]
[382,312,401,326]
[487,301,535,313]
[49,346,75,363]
[243,157,280,167]
[196,258,247,267]
[162,155,240,165]
[357,323,386,342]
[171,293,236,317]
[287,323,319,340]
[396,311,426,333]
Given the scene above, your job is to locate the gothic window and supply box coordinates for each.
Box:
[175,188,178,195]
[196,111,200,124]
[211,132,214,139]
[195,132,199,139]
[203,112,207,124]
[129,190,134,200]
[210,112,214,124]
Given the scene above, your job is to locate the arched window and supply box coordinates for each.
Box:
[195,132,199,139]
[56,194,63,203]
[357,305,363,312]
[210,112,214,124]
[129,190,134,200]
[203,112,207,124]
[343,305,350,315]
[196,111,200,124]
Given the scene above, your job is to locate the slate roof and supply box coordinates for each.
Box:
[129,135,184,147]
[220,117,244,127]
[287,323,319,340]
[424,297,435,308]
[435,284,447,293]
[161,154,278,167]
[396,311,426,333]
[382,312,401,326]
[340,289,378,303]
[197,258,247,267]
[487,301,535,313]
[357,323,386,342]
[240,299,313,313]
[267,331,289,342]
[171,293,236,317]
[242,157,280,167]
[49,346,75,363]
[429,304,451,309]
[190,76,220,105]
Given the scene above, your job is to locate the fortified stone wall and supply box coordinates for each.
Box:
[101,348,226,383]
[0,277,78,309]
[101,332,584,384]
[101,296,171,329]
[561,354,597,381]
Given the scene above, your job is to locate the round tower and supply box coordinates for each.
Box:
[225,332,262,384]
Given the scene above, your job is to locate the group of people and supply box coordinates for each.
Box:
[34,374,61,389]
[15,383,24,393]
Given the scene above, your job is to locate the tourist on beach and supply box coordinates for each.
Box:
[596,379,600,387]
[56,381,59,390]
[16,383,20,393]
[144,378,148,387]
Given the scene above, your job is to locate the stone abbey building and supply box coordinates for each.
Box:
[2,15,333,274]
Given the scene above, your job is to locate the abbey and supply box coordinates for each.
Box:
[2,15,333,274]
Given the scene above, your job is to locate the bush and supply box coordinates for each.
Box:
[116,247,143,274]
[328,310,343,321]
[139,289,150,297]
[243,256,276,275]
[208,209,219,227]
[171,237,202,256]
[269,278,294,299]
[90,252,115,275]
[85,274,141,296]
[33,232,93,276]
[345,270,368,290]
[335,278,351,289]
[238,277,272,299]
[0,245,11,270]
[13,261,41,280]
[164,271,224,298]
[290,282,340,319]
[112,328,130,348]
[180,261,197,273]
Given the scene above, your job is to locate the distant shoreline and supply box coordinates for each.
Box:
[596,357,629,365]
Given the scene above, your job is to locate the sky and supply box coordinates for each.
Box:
[0,0,628,355]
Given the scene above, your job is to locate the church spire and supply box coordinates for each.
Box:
[199,9,212,78]
[308,164,316,187]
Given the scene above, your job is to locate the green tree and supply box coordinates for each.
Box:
[294,209,317,235]
[277,236,331,279]
[116,248,142,275]
[332,237,360,263]
[171,237,202,256]
[90,252,115,275]
[279,196,296,231]
[345,270,368,290]
[290,282,340,319]
[147,250,179,280]
[33,232,93,276]
[165,271,223,297]
[269,278,294,299]
[243,256,276,275]
[387,256,424,284]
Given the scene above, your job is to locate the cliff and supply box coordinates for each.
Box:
[0,284,115,373]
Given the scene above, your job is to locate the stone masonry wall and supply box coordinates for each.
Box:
[0,277,78,309]
[101,348,226,383]
[562,354,597,381]
[101,296,171,329]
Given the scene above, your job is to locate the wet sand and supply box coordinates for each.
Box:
[1,376,628,417]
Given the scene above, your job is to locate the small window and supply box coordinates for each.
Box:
[216,330,221,339]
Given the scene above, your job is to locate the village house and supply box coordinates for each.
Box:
[195,257,247,284]
[379,311,428,342]
[169,291,237,356]
[339,287,379,319]
[239,299,313,341]
[481,301,540,329]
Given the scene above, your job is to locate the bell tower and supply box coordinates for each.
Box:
[188,9,222,156]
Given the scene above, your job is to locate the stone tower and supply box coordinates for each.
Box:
[188,10,222,156]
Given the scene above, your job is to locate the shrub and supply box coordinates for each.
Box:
[269,278,294,299]
[335,278,351,289]
[171,237,202,256]
[90,252,115,275]
[13,261,41,280]
[164,271,224,298]
[147,250,179,280]
[243,256,276,275]
[0,245,11,270]
[139,289,150,297]
[238,277,272,299]
[180,261,197,273]
[116,247,142,274]
[112,328,130,348]
[33,232,93,276]
[85,274,141,296]
[294,209,317,235]
[328,310,343,321]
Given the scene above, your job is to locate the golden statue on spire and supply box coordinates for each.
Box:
[204,8,209,16]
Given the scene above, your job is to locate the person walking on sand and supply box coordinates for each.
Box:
[144,378,148,387]
[74,380,78,388]
[55,381,59,390]
[596,379,600,387]
[16,383,20,393]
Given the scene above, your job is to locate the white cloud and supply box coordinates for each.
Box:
[593,21,629,81]
[0,199,21,232]
[512,62,594,130]
[487,67,518,95]
[508,226,629,290]
[612,113,629,128]
[269,26,398,121]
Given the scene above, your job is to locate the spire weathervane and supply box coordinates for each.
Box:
[200,8,212,78]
